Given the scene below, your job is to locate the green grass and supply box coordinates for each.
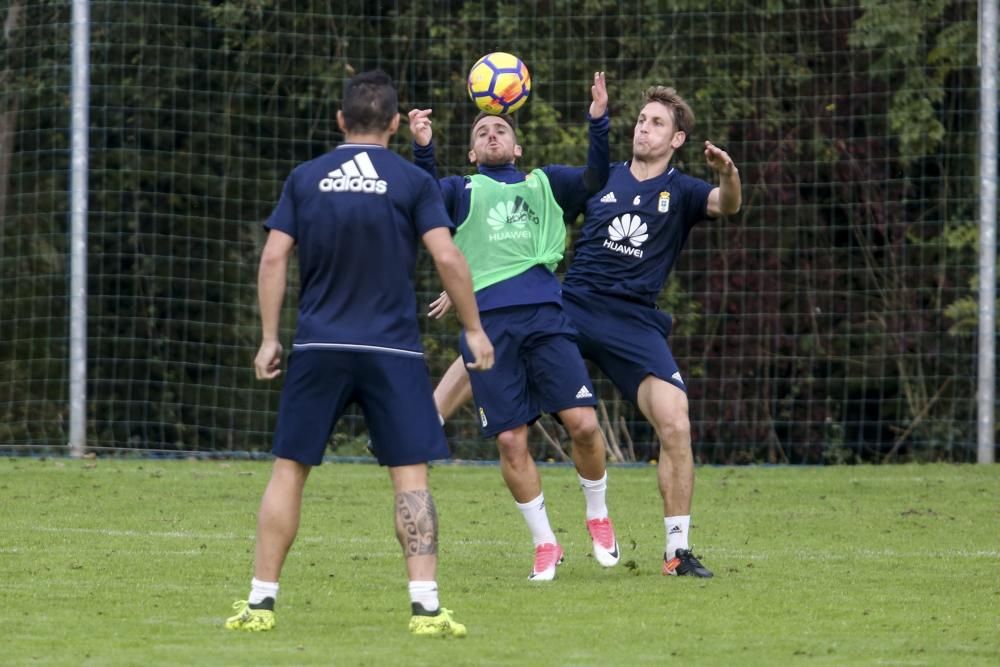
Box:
[2,458,998,666]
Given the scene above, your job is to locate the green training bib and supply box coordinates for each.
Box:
[453,169,566,292]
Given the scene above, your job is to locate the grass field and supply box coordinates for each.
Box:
[2,458,998,666]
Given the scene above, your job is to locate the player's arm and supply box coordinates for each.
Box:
[408,108,437,177]
[408,109,467,215]
[434,355,474,422]
[704,141,742,217]
[421,227,494,371]
[582,71,610,194]
[255,228,294,380]
[544,72,611,215]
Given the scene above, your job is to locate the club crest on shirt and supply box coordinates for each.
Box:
[658,191,670,213]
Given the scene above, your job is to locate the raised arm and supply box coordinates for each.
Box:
[583,71,610,194]
[409,108,439,179]
[545,72,611,215]
[409,108,469,215]
[704,141,742,217]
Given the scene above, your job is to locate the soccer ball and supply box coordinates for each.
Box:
[467,52,531,115]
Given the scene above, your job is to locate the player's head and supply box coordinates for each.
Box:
[337,69,400,136]
[632,86,694,162]
[468,112,522,167]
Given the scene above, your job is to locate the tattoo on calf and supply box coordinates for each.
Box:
[395,489,438,557]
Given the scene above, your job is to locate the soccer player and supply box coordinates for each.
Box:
[406,72,620,581]
[225,70,493,638]
[431,85,742,578]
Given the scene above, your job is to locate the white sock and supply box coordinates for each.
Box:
[578,472,609,520]
[665,515,691,556]
[408,580,439,613]
[515,493,558,546]
[249,577,279,605]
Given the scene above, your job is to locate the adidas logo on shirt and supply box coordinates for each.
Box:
[486,197,538,241]
[671,371,684,385]
[600,191,617,203]
[319,151,387,194]
[575,385,593,399]
[487,196,539,229]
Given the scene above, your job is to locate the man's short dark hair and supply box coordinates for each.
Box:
[341,70,398,134]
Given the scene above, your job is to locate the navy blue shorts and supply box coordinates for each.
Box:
[563,291,686,404]
[459,303,597,437]
[271,350,449,467]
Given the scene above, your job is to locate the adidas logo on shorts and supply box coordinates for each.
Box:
[575,385,593,399]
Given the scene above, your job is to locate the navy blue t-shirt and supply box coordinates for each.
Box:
[412,113,610,312]
[562,161,715,307]
[265,143,453,355]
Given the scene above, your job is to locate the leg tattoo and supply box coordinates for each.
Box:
[395,489,438,557]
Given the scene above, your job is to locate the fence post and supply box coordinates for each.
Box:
[68,0,90,458]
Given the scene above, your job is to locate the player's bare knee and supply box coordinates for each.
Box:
[655,413,691,445]
[562,407,600,442]
[495,429,528,460]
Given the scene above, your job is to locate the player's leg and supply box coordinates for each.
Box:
[387,463,466,638]
[636,376,712,578]
[458,310,563,580]
[526,305,619,567]
[566,291,711,576]
[254,458,312,582]
[495,424,564,581]
[558,405,619,567]
[556,406,605,479]
[389,463,437,582]
[357,353,466,636]
[226,457,310,631]
[434,354,473,422]
[227,350,348,631]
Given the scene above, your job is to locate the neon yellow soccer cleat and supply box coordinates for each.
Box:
[225,599,276,632]
[408,605,467,638]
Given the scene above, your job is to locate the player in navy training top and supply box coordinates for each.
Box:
[226,70,493,638]
[429,85,742,579]
[408,73,623,581]
[562,86,742,578]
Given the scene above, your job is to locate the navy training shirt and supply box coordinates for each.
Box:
[562,161,715,307]
[412,113,610,312]
[265,143,453,356]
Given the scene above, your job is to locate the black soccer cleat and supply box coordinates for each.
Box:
[662,548,714,578]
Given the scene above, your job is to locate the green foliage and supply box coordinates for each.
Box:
[0,1,985,461]
[848,0,975,163]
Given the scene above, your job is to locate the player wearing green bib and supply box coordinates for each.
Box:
[409,73,620,581]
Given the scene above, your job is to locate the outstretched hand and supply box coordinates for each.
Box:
[704,141,737,176]
[408,108,434,147]
[589,71,607,119]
